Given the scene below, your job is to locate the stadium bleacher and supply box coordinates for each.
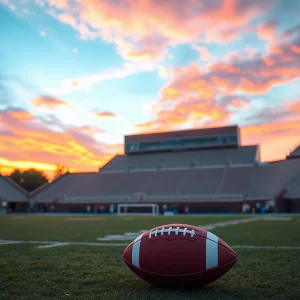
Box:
[3,126,300,213]
[101,145,258,172]
[218,166,253,195]
[247,159,300,200]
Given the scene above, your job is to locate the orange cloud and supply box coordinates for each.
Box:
[241,113,300,162]
[38,0,275,65]
[0,108,122,179]
[134,20,300,162]
[32,96,72,109]
[47,0,69,10]
[291,45,300,54]
[135,96,230,134]
[58,13,77,27]
[7,109,34,120]
[135,99,300,162]
[77,125,104,135]
[95,111,117,118]
[258,20,278,42]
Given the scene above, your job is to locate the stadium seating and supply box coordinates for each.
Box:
[100,171,152,195]
[142,169,190,195]
[218,166,253,194]
[27,141,300,213]
[101,146,258,172]
[247,159,300,199]
[30,172,108,202]
[179,168,225,195]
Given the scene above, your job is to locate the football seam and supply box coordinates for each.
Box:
[124,233,236,257]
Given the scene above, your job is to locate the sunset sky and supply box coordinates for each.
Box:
[0,0,300,179]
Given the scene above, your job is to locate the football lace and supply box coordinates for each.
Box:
[148,226,196,238]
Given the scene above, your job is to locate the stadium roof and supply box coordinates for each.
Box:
[101,145,258,172]
[125,125,239,143]
[0,175,28,202]
[287,144,300,159]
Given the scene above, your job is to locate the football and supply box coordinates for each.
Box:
[123,223,237,287]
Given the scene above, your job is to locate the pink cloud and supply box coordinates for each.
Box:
[38,0,276,65]
[95,111,117,118]
[257,20,279,42]
[32,96,72,109]
[134,22,300,161]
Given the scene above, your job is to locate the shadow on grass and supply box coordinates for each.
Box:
[146,283,244,299]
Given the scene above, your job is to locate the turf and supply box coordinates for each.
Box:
[0,214,299,300]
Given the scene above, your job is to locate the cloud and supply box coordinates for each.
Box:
[218,95,252,109]
[0,107,122,177]
[133,22,300,161]
[241,99,300,161]
[25,0,279,67]
[32,96,73,109]
[257,20,278,42]
[135,96,230,133]
[95,111,117,118]
[45,65,140,96]
[291,45,300,54]
[157,66,170,80]
[76,125,104,135]
[192,45,213,61]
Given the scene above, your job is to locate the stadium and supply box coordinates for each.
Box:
[1,125,300,214]
[1,125,300,299]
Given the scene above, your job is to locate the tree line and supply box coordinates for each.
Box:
[4,164,69,192]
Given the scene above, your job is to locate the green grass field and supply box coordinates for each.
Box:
[0,214,299,300]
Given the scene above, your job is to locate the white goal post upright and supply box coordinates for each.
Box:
[117,204,159,216]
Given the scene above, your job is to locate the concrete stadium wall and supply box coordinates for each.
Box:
[33,201,245,214]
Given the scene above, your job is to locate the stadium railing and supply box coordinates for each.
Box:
[56,193,244,203]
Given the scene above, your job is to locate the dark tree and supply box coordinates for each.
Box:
[8,168,49,192]
[8,169,23,185]
[53,164,69,180]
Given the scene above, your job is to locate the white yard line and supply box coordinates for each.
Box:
[97,217,260,241]
[198,217,260,230]
[0,239,299,250]
[38,242,71,249]
[262,217,292,221]
[0,240,23,245]
[232,245,300,250]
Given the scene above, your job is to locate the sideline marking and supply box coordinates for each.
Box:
[262,217,292,221]
[97,218,260,241]
[198,217,260,230]
[232,245,300,250]
[0,240,23,245]
[38,242,70,249]
[0,239,299,250]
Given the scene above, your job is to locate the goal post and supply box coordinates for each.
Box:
[117,204,159,216]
